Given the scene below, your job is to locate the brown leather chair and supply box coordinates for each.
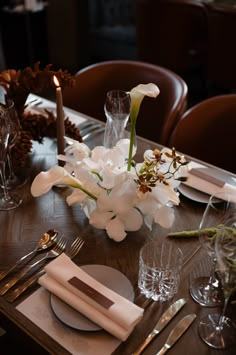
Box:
[136,0,208,77]
[63,60,188,145]
[205,3,236,92]
[167,94,236,174]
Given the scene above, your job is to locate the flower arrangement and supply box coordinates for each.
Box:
[31,84,188,242]
[0,62,82,168]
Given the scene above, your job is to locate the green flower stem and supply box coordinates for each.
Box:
[168,227,236,238]
[127,120,136,171]
[69,182,97,201]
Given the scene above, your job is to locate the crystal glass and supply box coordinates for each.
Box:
[190,193,226,306]
[138,239,183,302]
[0,105,22,210]
[4,101,27,188]
[104,90,131,149]
[198,196,236,348]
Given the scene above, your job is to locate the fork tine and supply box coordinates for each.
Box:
[53,235,68,253]
[66,237,84,259]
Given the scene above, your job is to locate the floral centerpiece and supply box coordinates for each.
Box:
[31,83,188,241]
[0,62,82,168]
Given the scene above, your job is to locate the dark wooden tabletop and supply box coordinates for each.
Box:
[0,102,235,355]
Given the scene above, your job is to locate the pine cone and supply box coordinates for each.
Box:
[12,130,33,168]
[44,116,83,142]
[21,110,56,142]
[22,111,82,143]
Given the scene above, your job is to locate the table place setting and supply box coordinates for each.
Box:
[37,253,144,341]
[14,246,143,355]
[1,62,236,354]
[179,161,236,203]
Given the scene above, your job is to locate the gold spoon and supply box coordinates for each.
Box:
[0,229,58,282]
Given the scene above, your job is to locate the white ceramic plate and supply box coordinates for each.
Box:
[178,184,211,203]
[50,264,134,331]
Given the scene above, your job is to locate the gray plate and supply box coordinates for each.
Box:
[50,264,134,331]
[178,184,211,204]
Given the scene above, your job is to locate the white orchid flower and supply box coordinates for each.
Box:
[143,204,175,230]
[89,179,143,241]
[136,182,179,230]
[65,137,91,161]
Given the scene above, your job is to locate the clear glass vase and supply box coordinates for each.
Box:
[103,90,130,148]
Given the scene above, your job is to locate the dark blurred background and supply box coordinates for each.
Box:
[0,0,235,107]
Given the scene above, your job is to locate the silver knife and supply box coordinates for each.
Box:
[132,298,187,355]
[156,313,196,355]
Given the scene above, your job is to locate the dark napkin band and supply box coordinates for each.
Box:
[68,276,114,309]
[189,168,226,187]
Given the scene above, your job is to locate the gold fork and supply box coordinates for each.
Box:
[6,236,84,302]
[0,235,68,296]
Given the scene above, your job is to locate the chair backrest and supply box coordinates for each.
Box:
[205,3,236,91]
[136,0,208,75]
[63,60,188,145]
[167,94,236,173]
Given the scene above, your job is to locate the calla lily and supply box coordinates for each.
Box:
[127,83,160,170]
[129,83,160,125]
[31,166,97,200]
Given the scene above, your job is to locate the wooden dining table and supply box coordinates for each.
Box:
[0,95,235,355]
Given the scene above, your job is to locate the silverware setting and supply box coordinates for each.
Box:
[0,229,58,282]
[155,314,196,355]
[6,235,85,302]
[0,235,68,296]
[133,298,188,355]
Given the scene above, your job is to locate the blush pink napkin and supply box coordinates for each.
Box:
[183,162,236,202]
[38,253,143,341]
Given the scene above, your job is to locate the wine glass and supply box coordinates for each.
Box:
[198,208,236,349]
[190,192,228,307]
[4,101,27,188]
[0,105,22,210]
[103,90,131,148]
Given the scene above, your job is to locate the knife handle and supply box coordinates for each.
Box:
[156,345,169,355]
[133,330,158,355]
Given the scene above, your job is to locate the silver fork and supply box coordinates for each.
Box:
[0,235,68,296]
[6,236,84,302]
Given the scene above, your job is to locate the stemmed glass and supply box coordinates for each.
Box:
[0,105,22,210]
[104,90,131,149]
[190,193,226,307]
[4,101,27,188]
[198,200,236,349]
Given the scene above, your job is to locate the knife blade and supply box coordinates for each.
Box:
[132,298,187,355]
[156,313,196,355]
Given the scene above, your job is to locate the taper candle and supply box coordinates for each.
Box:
[53,75,65,166]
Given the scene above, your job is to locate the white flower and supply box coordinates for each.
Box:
[89,180,143,241]
[30,83,188,242]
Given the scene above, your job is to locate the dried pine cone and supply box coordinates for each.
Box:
[0,62,75,117]
[22,111,82,143]
[44,116,83,142]
[12,130,33,168]
[21,110,56,142]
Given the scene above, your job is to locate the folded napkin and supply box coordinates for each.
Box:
[183,162,236,202]
[38,253,143,341]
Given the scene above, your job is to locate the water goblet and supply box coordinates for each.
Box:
[190,192,228,306]
[103,90,131,148]
[3,101,27,188]
[0,105,22,210]
[198,212,236,349]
